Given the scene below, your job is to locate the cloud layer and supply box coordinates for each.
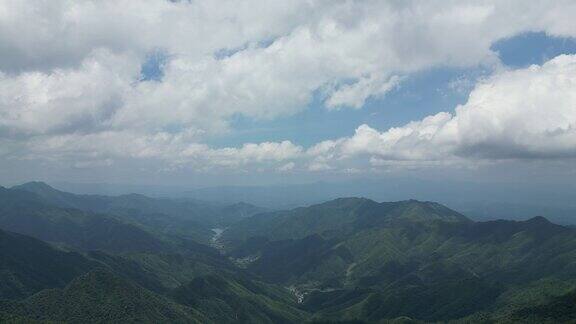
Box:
[0,0,575,176]
[310,55,576,171]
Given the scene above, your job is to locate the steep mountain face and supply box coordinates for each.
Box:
[223,197,576,322]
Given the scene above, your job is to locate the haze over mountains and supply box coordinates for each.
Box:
[1,181,576,323]
[51,178,576,225]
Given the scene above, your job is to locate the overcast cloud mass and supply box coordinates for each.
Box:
[0,0,575,185]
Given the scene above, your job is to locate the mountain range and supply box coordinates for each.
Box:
[1,182,575,323]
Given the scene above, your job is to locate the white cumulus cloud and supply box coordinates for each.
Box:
[308,54,576,168]
[1,0,576,174]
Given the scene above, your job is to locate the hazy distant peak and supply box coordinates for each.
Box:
[12,181,57,192]
[525,215,552,224]
[390,199,471,223]
[316,197,376,208]
[334,197,374,202]
[301,197,469,225]
[520,215,566,236]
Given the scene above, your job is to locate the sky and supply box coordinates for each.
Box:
[1,0,576,189]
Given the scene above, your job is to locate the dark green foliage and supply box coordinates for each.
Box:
[353,266,501,321]
[509,289,576,323]
[0,228,305,323]
[0,270,206,323]
[0,228,96,299]
[233,234,353,284]
[171,274,308,323]
[85,251,167,293]
[303,288,374,313]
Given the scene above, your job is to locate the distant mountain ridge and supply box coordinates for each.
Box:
[0,186,170,253]
[223,197,470,244]
[11,181,265,243]
[48,179,576,224]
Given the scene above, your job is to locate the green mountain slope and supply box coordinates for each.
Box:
[0,228,96,300]
[0,228,308,323]
[224,198,473,286]
[507,288,576,323]
[171,274,308,323]
[223,198,576,322]
[0,185,251,290]
[223,198,469,244]
[0,270,207,323]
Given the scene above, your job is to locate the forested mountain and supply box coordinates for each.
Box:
[0,228,96,300]
[171,274,308,323]
[0,186,175,253]
[0,270,209,323]
[0,213,306,323]
[1,184,576,323]
[0,184,249,288]
[12,182,264,243]
[224,198,576,322]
